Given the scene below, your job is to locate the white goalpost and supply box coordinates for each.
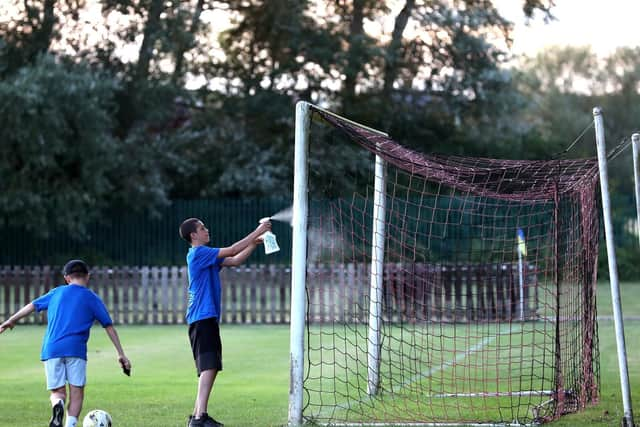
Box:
[367,138,388,397]
[289,101,310,426]
[632,133,640,250]
[593,108,634,427]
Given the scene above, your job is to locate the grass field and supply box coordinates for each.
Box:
[1,282,639,427]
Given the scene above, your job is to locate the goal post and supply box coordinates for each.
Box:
[289,102,602,426]
[289,101,310,426]
[593,108,634,427]
[632,133,640,250]
[367,150,387,396]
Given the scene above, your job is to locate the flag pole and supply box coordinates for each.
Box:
[517,228,526,321]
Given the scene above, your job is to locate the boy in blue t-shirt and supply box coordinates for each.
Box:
[179,217,271,427]
[0,259,131,427]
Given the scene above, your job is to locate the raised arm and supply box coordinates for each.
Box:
[0,303,36,333]
[218,221,271,258]
[104,325,132,373]
[222,239,261,267]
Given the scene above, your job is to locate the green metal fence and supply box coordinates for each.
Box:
[0,199,293,266]
[1,195,639,279]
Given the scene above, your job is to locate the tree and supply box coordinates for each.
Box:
[0,55,180,236]
[0,55,119,235]
[0,0,562,205]
[0,0,59,76]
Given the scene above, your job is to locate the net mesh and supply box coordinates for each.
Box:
[301,107,600,425]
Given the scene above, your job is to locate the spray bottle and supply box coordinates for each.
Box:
[259,217,280,255]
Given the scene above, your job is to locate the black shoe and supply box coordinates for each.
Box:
[49,400,64,427]
[187,415,193,427]
[207,415,224,427]
[188,413,223,427]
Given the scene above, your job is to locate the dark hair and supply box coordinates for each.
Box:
[179,218,201,243]
[62,259,90,277]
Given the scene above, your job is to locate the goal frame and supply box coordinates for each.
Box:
[288,102,632,427]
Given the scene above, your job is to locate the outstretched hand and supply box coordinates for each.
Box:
[0,320,14,334]
[119,355,132,376]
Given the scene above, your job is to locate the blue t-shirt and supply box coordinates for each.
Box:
[186,246,225,324]
[32,284,113,361]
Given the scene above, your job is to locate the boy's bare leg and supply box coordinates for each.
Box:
[68,385,84,418]
[49,386,66,406]
[194,369,218,417]
[49,386,66,427]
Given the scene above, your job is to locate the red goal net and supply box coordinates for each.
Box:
[301,106,600,425]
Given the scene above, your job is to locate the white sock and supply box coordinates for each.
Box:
[65,415,77,427]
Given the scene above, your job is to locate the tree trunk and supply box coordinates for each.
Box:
[381,0,414,130]
[382,0,414,97]
[172,0,206,84]
[135,0,165,83]
[342,0,365,112]
[29,0,57,58]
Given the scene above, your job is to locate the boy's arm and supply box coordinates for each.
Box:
[104,325,132,374]
[0,303,36,333]
[218,221,271,258]
[222,240,261,267]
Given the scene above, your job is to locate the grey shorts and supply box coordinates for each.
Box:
[44,357,87,389]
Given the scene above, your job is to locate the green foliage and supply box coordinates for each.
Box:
[0,55,180,237]
[0,55,119,236]
[1,1,640,276]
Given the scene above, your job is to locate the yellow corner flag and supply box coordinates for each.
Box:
[517,228,527,257]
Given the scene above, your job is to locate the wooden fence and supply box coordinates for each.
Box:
[306,262,539,323]
[0,265,292,325]
[0,263,538,325]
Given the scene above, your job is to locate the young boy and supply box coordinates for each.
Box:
[0,259,131,427]
[179,217,271,427]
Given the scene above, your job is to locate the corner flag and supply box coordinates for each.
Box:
[517,228,527,257]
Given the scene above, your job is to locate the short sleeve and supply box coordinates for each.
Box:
[192,246,224,268]
[32,290,55,312]
[92,294,113,327]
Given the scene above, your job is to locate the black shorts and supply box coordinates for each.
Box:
[188,317,223,376]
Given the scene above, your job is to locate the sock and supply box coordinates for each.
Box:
[65,415,77,427]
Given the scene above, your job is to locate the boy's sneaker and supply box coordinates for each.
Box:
[49,400,64,427]
[188,413,223,427]
[206,414,224,427]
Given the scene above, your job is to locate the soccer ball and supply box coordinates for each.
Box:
[82,409,112,427]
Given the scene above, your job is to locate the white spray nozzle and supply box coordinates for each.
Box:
[259,217,271,224]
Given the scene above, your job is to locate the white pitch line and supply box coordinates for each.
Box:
[398,324,520,392]
[314,324,521,418]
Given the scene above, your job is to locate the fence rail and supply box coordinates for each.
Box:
[306,262,539,323]
[0,265,292,325]
[1,263,538,325]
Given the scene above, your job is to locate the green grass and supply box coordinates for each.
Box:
[0,324,290,427]
[551,281,640,427]
[0,282,639,426]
